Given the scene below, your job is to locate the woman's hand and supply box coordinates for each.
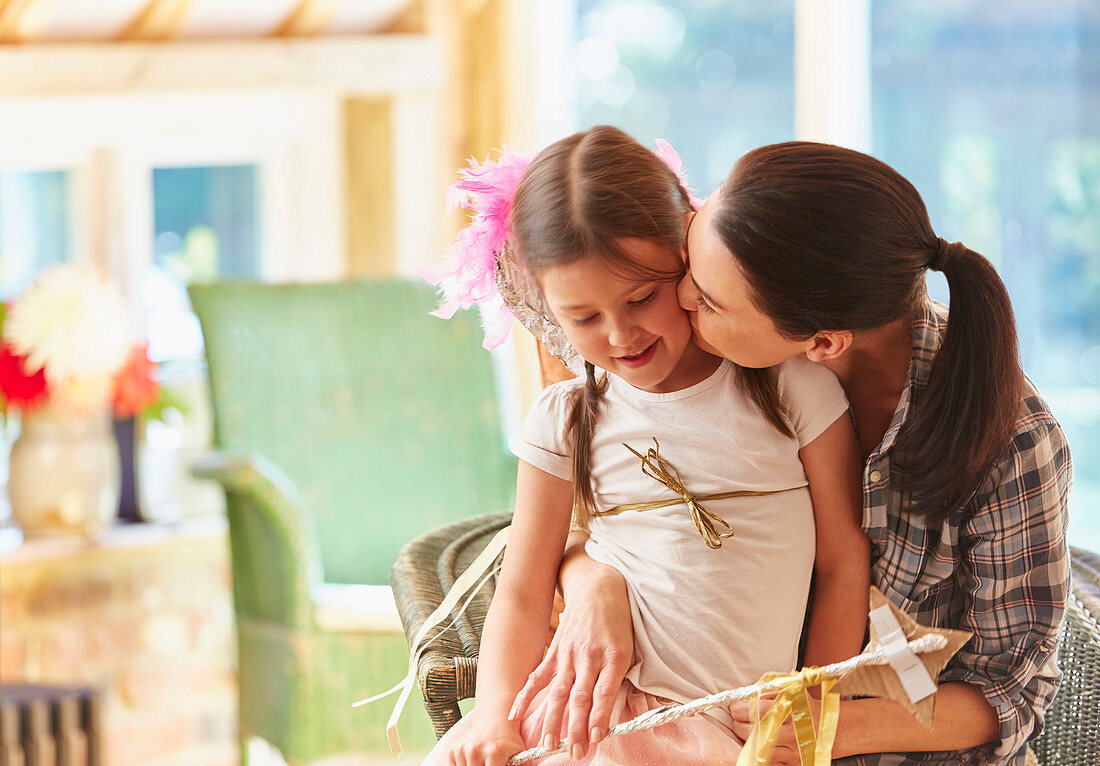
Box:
[442,711,525,766]
[508,548,635,760]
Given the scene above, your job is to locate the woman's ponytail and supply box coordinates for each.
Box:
[892,239,1025,521]
[566,361,609,530]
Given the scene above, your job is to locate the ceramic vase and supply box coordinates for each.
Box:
[8,407,121,538]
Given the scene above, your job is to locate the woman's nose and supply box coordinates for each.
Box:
[678,275,697,311]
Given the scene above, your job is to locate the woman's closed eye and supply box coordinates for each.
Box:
[695,293,716,314]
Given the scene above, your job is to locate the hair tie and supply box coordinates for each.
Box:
[931,237,965,271]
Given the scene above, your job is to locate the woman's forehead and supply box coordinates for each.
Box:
[685,202,756,310]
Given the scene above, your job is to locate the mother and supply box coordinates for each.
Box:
[510,142,1072,765]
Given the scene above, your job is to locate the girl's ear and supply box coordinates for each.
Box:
[804,330,853,363]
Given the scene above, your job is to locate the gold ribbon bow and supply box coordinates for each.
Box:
[736,667,841,766]
[602,438,800,550]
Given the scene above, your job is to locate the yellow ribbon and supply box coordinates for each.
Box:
[602,439,801,550]
[736,667,841,766]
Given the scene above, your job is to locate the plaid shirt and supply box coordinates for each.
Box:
[836,298,1072,766]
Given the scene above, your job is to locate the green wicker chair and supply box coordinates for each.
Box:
[390,511,512,737]
[392,529,1100,764]
[189,280,517,765]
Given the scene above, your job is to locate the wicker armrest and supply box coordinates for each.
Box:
[390,512,512,738]
[1032,546,1100,765]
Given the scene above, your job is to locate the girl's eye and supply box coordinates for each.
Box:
[696,295,716,314]
[628,291,657,308]
[573,314,597,326]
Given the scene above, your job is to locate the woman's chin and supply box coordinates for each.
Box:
[691,332,766,368]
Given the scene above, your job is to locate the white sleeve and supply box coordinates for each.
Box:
[508,379,582,481]
[777,356,850,447]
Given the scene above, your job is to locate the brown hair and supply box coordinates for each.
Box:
[711,141,1024,522]
[510,126,789,527]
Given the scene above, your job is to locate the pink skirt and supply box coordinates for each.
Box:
[424,679,744,765]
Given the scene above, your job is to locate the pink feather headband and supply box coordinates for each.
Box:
[421,138,701,357]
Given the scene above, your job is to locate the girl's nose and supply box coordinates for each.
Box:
[608,318,641,349]
[678,275,698,311]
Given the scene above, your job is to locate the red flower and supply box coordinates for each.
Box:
[0,344,48,410]
[113,344,160,418]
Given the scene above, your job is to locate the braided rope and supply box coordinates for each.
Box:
[508,633,949,764]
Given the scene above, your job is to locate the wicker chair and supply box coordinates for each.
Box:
[392,534,1100,764]
[391,511,512,738]
[1031,547,1100,764]
[189,280,517,764]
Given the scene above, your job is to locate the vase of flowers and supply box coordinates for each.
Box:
[0,265,162,538]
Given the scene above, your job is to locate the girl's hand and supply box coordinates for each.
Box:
[728,694,823,766]
[443,711,525,766]
[509,566,634,760]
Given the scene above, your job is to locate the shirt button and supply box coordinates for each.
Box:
[869,470,882,482]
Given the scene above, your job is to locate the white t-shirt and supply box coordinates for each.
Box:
[510,357,849,723]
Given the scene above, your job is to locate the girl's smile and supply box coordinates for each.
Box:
[615,340,658,367]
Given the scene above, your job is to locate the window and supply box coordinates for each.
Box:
[0,170,72,299]
[148,164,261,365]
[872,0,1100,548]
[140,164,264,522]
[575,0,795,191]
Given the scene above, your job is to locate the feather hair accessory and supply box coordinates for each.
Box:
[422,139,700,371]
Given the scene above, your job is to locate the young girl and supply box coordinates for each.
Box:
[424,126,870,766]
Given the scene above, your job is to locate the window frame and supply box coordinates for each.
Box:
[0,90,346,310]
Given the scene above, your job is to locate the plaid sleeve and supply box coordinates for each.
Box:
[940,400,1072,764]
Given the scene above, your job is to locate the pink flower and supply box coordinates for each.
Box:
[426,148,534,349]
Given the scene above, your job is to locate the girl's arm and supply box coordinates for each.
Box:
[798,413,870,668]
[508,531,635,759]
[442,460,573,766]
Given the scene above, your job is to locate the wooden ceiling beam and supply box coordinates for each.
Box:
[272,0,345,38]
[0,0,60,44]
[378,0,424,35]
[118,0,195,42]
[0,36,442,96]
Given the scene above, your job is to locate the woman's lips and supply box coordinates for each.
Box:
[616,341,658,368]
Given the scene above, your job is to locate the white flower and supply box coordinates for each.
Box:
[3,264,133,385]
